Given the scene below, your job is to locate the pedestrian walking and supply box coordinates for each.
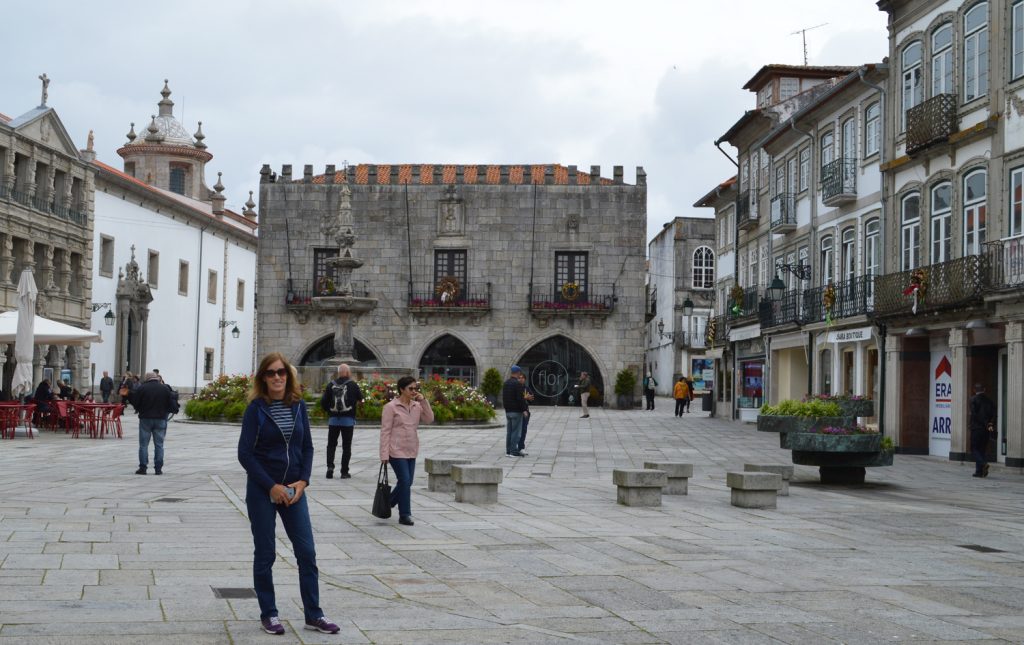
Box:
[516,371,534,456]
[131,372,176,475]
[502,366,527,456]
[683,376,694,413]
[320,363,363,479]
[99,371,114,403]
[673,376,690,417]
[237,352,340,635]
[379,376,434,526]
[578,371,592,418]
[969,383,996,478]
[643,373,658,410]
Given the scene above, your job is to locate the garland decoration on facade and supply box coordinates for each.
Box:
[560,281,581,301]
[317,276,336,296]
[705,315,717,345]
[822,282,836,327]
[729,284,744,315]
[902,268,927,315]
[435,276,461,304]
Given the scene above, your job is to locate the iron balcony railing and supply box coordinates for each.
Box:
[985,237,1024,291]
[530,283,615,314]
[727,288,760,319]
[759,288,803,328]
[646,285,657,322]
[770,193,797,231]
[736,190,757,230]
[3,185,88,226]
[285,278,371,305]
[803,275,874,324]
[408,281,491,310]
[821,158,857,205]
[873,255,987,317]
[706,314,730,346]
[906,93,958,155]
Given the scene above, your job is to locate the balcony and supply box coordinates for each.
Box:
[873,256,986,318]
[770,193,796,233]
[706,314,730,347]
[802,275,874,324]
[906,93,958,155]
[530,283,615,317]
[727,288,760,320]
[645,285,657,323]
[408,281,491,316]
[2,184,89,226]
[985,237,1024,291]
[285,279,370,307]
[759,288,804,328]
[736,190,758,232]
[821,158,857,206]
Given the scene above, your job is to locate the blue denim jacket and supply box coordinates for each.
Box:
[238,398,314,492]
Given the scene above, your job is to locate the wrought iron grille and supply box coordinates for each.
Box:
[802,275,874,324]
[820,158,857,202]
[409,281,491,309]
[985,237,1024,290]
[769,193,797,230]
[285,279,370,305]
[736,190,754,228]
[905,93,958,155]
[707,314,730,346]
[759,288,803,328]
[530,283,615,313]
[727,289,760,319]
[872,255,986,317]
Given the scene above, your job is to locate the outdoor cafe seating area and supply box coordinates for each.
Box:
[0,400,125,439]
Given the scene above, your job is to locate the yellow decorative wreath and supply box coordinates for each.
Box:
[705,316,717,344]
[435,276,461,304]
[823,282,836,325]
[317,276,335,295]
[561,282,581,301]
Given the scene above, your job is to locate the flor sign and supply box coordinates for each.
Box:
[929,353,952,456]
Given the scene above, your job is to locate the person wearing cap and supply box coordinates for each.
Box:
[130,371,177,475]
[969,382,996,478]
[502,366,528,457]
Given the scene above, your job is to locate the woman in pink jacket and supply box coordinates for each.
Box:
[380,376,434,525]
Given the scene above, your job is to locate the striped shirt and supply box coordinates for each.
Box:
[267,401,294,443]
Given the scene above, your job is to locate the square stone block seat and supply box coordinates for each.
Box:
[424,457,473,493]
[450,465,503,504]
[726,471,782,509]
[743,463,794,496]
[613,468,666,507]
[643,462,693,495]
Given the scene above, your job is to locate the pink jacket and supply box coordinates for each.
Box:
[380,397,434,460]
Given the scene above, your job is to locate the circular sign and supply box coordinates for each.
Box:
[530,360,569,399]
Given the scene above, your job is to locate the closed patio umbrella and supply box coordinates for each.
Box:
[12,269,37,398]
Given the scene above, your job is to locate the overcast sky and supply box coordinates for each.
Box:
[2,1,887,243]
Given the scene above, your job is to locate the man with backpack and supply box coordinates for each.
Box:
[130,371,178,475]
[320,364,363,479]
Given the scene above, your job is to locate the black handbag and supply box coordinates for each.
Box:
[371,463,392,519]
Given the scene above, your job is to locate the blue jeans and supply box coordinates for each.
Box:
[518,412,530,452]
[138,417,167,469]
[245,478,323,622]
[389,458,416,518]
[505,412,523,455]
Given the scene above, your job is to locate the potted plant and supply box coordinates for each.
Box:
[480,368,502,408]
[614,368,637,409]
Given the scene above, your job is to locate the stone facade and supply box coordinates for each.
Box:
[256,163,647,407]
[0,79,95,397]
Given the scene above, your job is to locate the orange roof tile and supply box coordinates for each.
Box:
[0,112,11,124]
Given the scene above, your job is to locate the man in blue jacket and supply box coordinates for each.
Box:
[319,364,363,479]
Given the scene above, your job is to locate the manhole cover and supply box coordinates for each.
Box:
[154,498,186,503]
[957,544,1004,553]
[212,587,256,599]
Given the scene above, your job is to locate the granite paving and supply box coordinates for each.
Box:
[0,400,1022,644]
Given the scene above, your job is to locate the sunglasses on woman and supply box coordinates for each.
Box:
[263,368,289,378]
[407,385,420,391]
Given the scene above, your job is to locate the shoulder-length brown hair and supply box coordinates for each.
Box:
[249,352,303,405]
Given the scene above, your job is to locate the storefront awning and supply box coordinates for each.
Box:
[770,331,806,350]
[728,325,761,342]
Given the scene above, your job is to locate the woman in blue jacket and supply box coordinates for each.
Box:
[238,352,339,636]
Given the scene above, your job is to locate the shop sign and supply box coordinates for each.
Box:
[728,325,761,342]
[825,326,873,344]
[929,352,953,456]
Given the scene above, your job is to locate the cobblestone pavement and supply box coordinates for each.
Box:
[1,400,1023,644]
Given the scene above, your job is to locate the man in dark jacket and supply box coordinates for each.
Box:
[131,372,176,475]
[502,366,527,457]
[969,383,996,478]
[99,371,114,403]
[515,371,535,456]
[319,363,363,479]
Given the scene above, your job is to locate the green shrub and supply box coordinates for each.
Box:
[881,436,894,452]
[433,406,455,424]
[614,369,637,396]
[480,368,503,397]
[759,399,841,418]
[224,400,248,422]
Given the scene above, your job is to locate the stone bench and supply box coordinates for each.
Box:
[726,471,782,509]
[743,463,794,496]
[643,462,693,495]
[450,465,502,504]
[612,469,666,507]
[424,457,472,493]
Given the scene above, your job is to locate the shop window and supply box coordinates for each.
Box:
[739,360,763,409]
[820,349,833,395]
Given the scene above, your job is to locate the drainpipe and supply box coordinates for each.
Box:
[790,120,816,395]
[857,65,888,437]
[715,141,739,420]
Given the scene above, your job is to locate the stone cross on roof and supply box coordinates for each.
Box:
[38,73,49,107]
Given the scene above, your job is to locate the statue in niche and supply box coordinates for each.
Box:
[443,203,457,233]
[438,185,463,236]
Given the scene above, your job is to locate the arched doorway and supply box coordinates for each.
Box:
[419,334,477,384]
[299,335,380,366]
[517,335,604,406]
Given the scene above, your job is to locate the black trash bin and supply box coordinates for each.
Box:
[702,391,713,412]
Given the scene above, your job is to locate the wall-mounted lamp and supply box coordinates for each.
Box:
[767,276,787,302]
[776,263,812,280]
[219,319,241,339]
[682,298,694,317]
[91,303,115,326]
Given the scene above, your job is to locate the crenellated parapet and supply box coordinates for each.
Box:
[259,163,646,187]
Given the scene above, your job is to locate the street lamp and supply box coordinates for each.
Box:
[91,303,115,326]
[682,298,694,317]
[767,276,786,302]
[657,319,665,338]
[103,309,115,326]
[219,319,241,339]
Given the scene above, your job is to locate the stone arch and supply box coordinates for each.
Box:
[512,333,607,406]
[417,332,479,385]
[297,333,381,367]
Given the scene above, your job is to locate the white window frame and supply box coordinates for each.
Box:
[759,246,769,290]
[820,132,835,177]
[207,269,218,304]
[864,102,881,157]
[865,218,880,299]
[178,260,189,296]
[1011,166,1024,238]
[963,2,989,103]
[692,246,715,290]
[99,235,114,278]
[147,249,159,289]
[799,147,810,192]
[841,227,856,283]
[1014,1,1024,80]
[820,235,834,286]
[841,118,856,160]
[902,41,924,130]
[901,193,921,271]
[236,278,245,311]
[930,182,952,264]
[775,164,785,197]
[963,169,987,256]
[932,23,953,96]
[787,156,798,196]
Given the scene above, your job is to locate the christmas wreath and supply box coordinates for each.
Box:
[560,282,581,301]
[729,284,744,315]
[902,268,927,314]
[435,276,461,304]
[317,276,336,296]
[823,282,836,326]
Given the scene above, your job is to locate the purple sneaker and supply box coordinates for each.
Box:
[305,616,340,634]
[261,616,285,635]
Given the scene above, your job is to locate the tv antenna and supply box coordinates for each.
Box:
[791,22,828,65]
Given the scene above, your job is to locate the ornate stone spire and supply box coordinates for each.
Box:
[126,122,136,143]
[243,191,257,218]
[193,121,207,150]
[145,115,164,143]
[211,172,226,215]
[158,79,174,117]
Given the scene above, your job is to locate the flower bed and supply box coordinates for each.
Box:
[803,394,874,417]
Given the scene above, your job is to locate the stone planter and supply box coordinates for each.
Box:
[835,399,875,417]
[787,432,882,453]
[756,415,854,434]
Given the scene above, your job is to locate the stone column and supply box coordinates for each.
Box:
[62,171,73,211]
[948,328,969,462]
[884,335,902,447]
[138,309,149,376]
[24,155,37,203]
[32,347,44,388]
[57,249,71,295]
[1006,322,1024,468]
[2,148,14,193]
[41,244,56,292]
[0,234,13,287]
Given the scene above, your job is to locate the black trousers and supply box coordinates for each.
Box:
[645,389,655,409]
[326,425,354,475]
[970,430,989,475]
[674,399,685,416]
